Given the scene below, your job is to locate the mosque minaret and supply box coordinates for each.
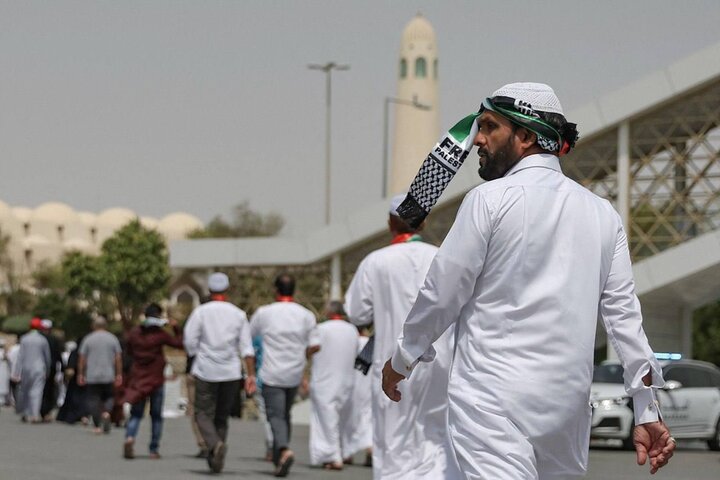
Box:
[388,13,440,196]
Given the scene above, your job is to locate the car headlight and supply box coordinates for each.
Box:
[592,397,630,409]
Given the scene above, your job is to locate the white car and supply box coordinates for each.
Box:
[590,359,720,450]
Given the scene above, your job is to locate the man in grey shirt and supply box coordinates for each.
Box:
[78,316,122,434]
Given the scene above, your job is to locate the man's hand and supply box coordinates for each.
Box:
[77,374,86,386]
[298,376,310,399]
[381,359,405,402]
[634,421,676,474]
[114,374,123,388]
[245,375,257,396]
[168,318,179,329]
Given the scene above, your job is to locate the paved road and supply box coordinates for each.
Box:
[1,407,718,479]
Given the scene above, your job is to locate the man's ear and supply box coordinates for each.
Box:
[517,127,537,148]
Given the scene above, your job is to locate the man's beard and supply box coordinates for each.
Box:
[477,136,519,181]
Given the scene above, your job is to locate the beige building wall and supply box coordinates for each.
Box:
[0,200,203,286]
[388,14,440,196]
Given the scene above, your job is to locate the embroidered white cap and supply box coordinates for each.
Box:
[208,272,230,292]
[492,82,564,115]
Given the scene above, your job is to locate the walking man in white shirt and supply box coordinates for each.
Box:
[345,195,458,480]
[250,274,319,477]
[383,82,676,479]
[184,272,256,474]
[343,325,373,467]
[307,301,358,470]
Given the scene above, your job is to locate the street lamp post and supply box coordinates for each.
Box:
[308,62,350,224]
[382,96,431,197]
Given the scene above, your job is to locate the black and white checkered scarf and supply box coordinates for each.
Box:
[396,113,479,229]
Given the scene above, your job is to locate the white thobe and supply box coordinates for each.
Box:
[346,240,458,480]
[343,335,373,458]
[249,301,320,388]
[309,320,359,465]
[184,300,255,382]
[392,154,664,479]
[0,349,10,400]
[12,331,51,418]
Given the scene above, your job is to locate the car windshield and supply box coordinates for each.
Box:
[593,364,624,384]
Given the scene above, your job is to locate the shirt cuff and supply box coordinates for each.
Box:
[391,339,437,379]
[390,347,415,379]
[632,387,661,425]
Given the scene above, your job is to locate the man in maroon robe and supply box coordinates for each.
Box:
[122,303,184,459]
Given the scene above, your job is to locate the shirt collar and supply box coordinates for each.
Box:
[504,153,561,177]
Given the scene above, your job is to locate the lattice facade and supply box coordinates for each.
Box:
[563,80,720,260]
[629,82,720,259]
[563,129,619,208]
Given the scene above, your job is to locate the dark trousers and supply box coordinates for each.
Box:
[194,378,241,450]
[40,371,57,418]
[262,384,298,465]
[86,383,114,427]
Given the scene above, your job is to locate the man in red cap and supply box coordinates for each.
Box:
[11,318,51,423]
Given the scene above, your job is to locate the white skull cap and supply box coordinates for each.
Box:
[208,272,230,292]
[492,82,564,116]
[389,193,407,216]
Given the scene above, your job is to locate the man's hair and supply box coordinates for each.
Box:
[325,300,346,318]
[144,302,163,318]
[389,214,422,234]
[92,315,108,330]
[274,273,296,296]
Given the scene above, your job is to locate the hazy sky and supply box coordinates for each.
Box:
[2,1,719,235]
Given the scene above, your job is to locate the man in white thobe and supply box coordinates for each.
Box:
[184,272,257,474]
[11,318,51,423]
[343,326,373,466]
[383,82,676,479]
[250,273,320,477]
[0,339,11,406]
[307,301,359,470]
[345,195,458,480]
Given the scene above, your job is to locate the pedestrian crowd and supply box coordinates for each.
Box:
[0,82,676,479]
[0,269,377,478]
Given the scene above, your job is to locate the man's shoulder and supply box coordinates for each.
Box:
[366,240,437,261]
[279,301,314,317]
[82,331,113,347]
[319,320,357,335]
[258,301,314,319]
[197,301,247,315]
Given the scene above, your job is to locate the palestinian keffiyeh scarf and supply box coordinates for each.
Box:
[396,113,479,229]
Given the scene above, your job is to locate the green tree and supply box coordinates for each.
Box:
[62,220,170,332]
[188,201,284,238]
[32,261,94,339]
[100,220,170,331]
[0,228,35,316]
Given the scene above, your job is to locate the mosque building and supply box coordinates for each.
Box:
[0,199,203,282]
[388,13,440,196]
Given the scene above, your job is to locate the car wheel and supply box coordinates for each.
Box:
[621,425,635,451]
[708,418,720,451]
